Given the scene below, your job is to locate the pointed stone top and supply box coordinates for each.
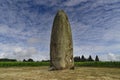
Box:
[58,9,64,13]
[56,10,67,19]
[57,9,65,13]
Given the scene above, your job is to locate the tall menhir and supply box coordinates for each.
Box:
[50,10,74,70]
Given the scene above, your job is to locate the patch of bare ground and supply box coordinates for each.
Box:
[0,67,120,80]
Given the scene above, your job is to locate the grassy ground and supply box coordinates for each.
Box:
[0,62,49,67]
[0,61,120,68]
[75,61,120,68]
[0,66,120,80]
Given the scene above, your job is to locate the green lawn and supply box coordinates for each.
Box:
[0,61,120,68]
[75,61,120,68]
[0,62,49,67]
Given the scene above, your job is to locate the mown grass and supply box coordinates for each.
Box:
[0,61,120,68]
[75,61,120,68]
[0,62,49,67]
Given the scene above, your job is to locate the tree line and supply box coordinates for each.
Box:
[74,55,99,62]
[0,55,99,62]
[0,58,34,62]
[0,58,17,62]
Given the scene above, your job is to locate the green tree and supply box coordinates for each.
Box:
[81,55,86,61]
[74,56,81,62]
[23,59,26,62]
[95,55,99,61]
[28,58,34,62]
[88,55,94,61]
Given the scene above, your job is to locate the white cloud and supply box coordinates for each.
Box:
[107,53,120,61]
[0,43,49,61]
[0,46,48,61]
[12,47,38,60]
[74,44,120,61]
[14,47,22,53]
[0,24,9,34]
[27,35,50,46]
[27,38,40,44]
[14,47,49,61]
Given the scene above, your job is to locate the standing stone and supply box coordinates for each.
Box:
[50,10,74,70]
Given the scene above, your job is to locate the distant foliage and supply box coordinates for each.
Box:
[0,58,17,62]
[23,58,34,62]
[74,55,99,62]
[41,60,50,62]
[27,58,34,62]
[95,55,99,61]
[74,56,81,62]
[81,55,87,62]
[87,55,94,61]
[74,55,87,62]
[23,59,27,62]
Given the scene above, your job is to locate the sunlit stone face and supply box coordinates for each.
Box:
[50,10,74,70]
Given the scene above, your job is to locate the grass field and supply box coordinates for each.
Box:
[0,61,120,68]
[0,62,120,80]
[0,66,120,80]
[0,62,49,67]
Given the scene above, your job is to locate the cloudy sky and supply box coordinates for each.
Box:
[0,0,120,61]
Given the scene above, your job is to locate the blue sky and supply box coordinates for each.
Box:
[0,0,120,61]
